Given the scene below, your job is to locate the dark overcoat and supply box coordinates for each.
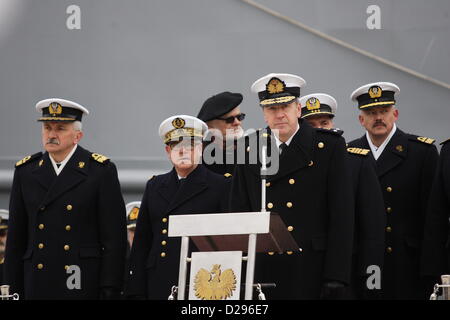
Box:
[421,138,450,278]
[230,120,354,299]
[4,146,127,299]
[125,165,230,299]
[349,129,438,299]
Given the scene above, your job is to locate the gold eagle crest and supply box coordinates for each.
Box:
[306,97,320,110]
[194,264,236,300]
[172,117,186,129]
[266,78,285,94]
[129,207,139,221]
[368,86,382,99]
[48,102,63,115]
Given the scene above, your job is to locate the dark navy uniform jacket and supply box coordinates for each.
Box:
[349,128,438,299]
[125,164,230,299]
[346,147,385,299]
[230,120,354,299]
[4,146,127,299]
[422,138,450,278]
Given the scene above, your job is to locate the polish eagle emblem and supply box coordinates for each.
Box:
[129,207,139,221]
[48,102,63,116]
[194,264,236,300]
[266,77,285,94]
[368,85,382,99]
[306,97,320,110]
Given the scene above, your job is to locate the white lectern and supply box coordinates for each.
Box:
[168,211,299,300]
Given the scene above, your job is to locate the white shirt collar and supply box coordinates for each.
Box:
[366,123,397,160]
[273,122,300,149]
[49,144,78,176]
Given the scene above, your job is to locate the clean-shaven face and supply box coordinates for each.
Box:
[262,101,301,141]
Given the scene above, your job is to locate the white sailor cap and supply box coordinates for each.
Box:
[158,115,208,144]
[350,82,400,110]
[126,201,141,229]
[251,73,306,107]
[299,93,337,119]
[36,98,90,122]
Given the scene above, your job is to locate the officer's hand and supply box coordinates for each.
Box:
[99,287,121,300]
[320,281,347,300]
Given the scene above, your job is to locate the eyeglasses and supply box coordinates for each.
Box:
[217,113,246,124]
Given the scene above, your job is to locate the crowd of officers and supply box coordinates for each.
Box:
[0,73,449,300]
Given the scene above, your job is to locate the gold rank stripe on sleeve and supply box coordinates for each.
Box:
[347,147,370,156]
[91,153,109,164]
[416,137,436,145]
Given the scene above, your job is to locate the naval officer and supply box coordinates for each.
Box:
[125,115,231,299]
[4,98,127,299]
[348,82,439,299]
[230,73,354,299]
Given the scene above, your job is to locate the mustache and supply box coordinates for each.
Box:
[46,138,60,145]
[373,121,386,128]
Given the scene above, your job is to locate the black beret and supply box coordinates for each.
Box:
[197,92,243,122]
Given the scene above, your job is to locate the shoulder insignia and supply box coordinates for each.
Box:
[416,137,435,145]
[224,173,232,178]
[316,127,343,136]
[15,152,42,168]
[347,147,370,156]
[91,153,110,164]
[440,138,450,146]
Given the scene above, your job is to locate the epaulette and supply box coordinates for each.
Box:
[316,127,344,136]
[15,152,42,168]
[224,173,232,178]
[440,138,450,146]
[413,136,435,145]
[91,153,110,164]
[347,147,370,156]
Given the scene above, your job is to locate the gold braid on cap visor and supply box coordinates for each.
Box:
[260,95,296,106]
[164,128,203,144]
[38,117,77,121]
[359,101,395,109]
[302,111,334,118]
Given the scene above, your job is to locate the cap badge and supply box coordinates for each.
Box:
[266,78,285,94]
[306,97,321,111]
[172,117,186,129]
[368,86,382,99]
[129,207,139,221]
[48,102,63,116]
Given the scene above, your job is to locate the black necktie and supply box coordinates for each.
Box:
[56,163,61,168]
[178,178,186,188]
[279,143,287,155]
